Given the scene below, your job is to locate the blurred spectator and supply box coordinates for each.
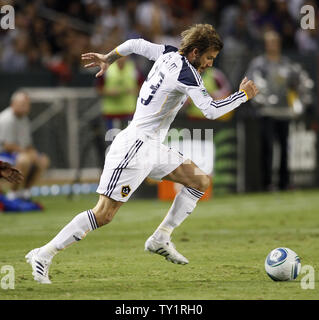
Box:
[249,0,276,44]
[0,32,29,72]
[135,0,173,40]
[219,0,254,37]
[96,55,138,136]
[0,91,50,200]
[272,0,298,51]
[97,2,128,37]
[295,26,319,55]
[246,30,313,191]
[218,9,254,89]
[194,0,220,27]
[125,0,141,39]
[287,0,306,21]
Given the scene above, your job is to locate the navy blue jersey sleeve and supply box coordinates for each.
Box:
[177,56,201,87]
[163,45,178,54]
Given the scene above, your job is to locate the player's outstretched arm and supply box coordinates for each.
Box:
[185,77,259,120]
[82,39,164,78]
[81,50,121,78]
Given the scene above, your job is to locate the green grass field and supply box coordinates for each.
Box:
[0,189,319,300]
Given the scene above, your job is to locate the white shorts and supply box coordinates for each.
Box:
[96,126,186,202]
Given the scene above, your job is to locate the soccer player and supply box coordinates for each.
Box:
[26,24,258,284]
[0,161,24,184]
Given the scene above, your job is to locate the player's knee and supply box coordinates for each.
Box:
[184,174,210,192]
[197,174,211,192]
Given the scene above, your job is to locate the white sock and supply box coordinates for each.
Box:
[6,191,18,200]
[38,210,99,260]
[7,189,31,200]
[152,186,204,242]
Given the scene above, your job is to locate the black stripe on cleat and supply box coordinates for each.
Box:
[36,261,44,269]
[36,266,44,272]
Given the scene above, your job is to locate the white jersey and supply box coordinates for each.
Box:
[116,39,248,142]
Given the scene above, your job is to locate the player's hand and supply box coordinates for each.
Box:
[0,162,24,184]
[239,77,259,100]
[81,52,109,78]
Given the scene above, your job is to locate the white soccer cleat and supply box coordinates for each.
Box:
[25,248,52,284]
[144,236,189,265]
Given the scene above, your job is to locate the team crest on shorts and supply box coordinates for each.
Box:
[121,185,131,197]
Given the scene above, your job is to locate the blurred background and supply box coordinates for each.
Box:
[0,0,318,201]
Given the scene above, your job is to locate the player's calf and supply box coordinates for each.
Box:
[92,195,123,226]
[164,160,211,193]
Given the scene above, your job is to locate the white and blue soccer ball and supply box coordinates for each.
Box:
[265,247,301,281]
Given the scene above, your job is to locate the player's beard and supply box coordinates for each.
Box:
[191,54,201,71]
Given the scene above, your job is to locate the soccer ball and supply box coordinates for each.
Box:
[265,247,301,281]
